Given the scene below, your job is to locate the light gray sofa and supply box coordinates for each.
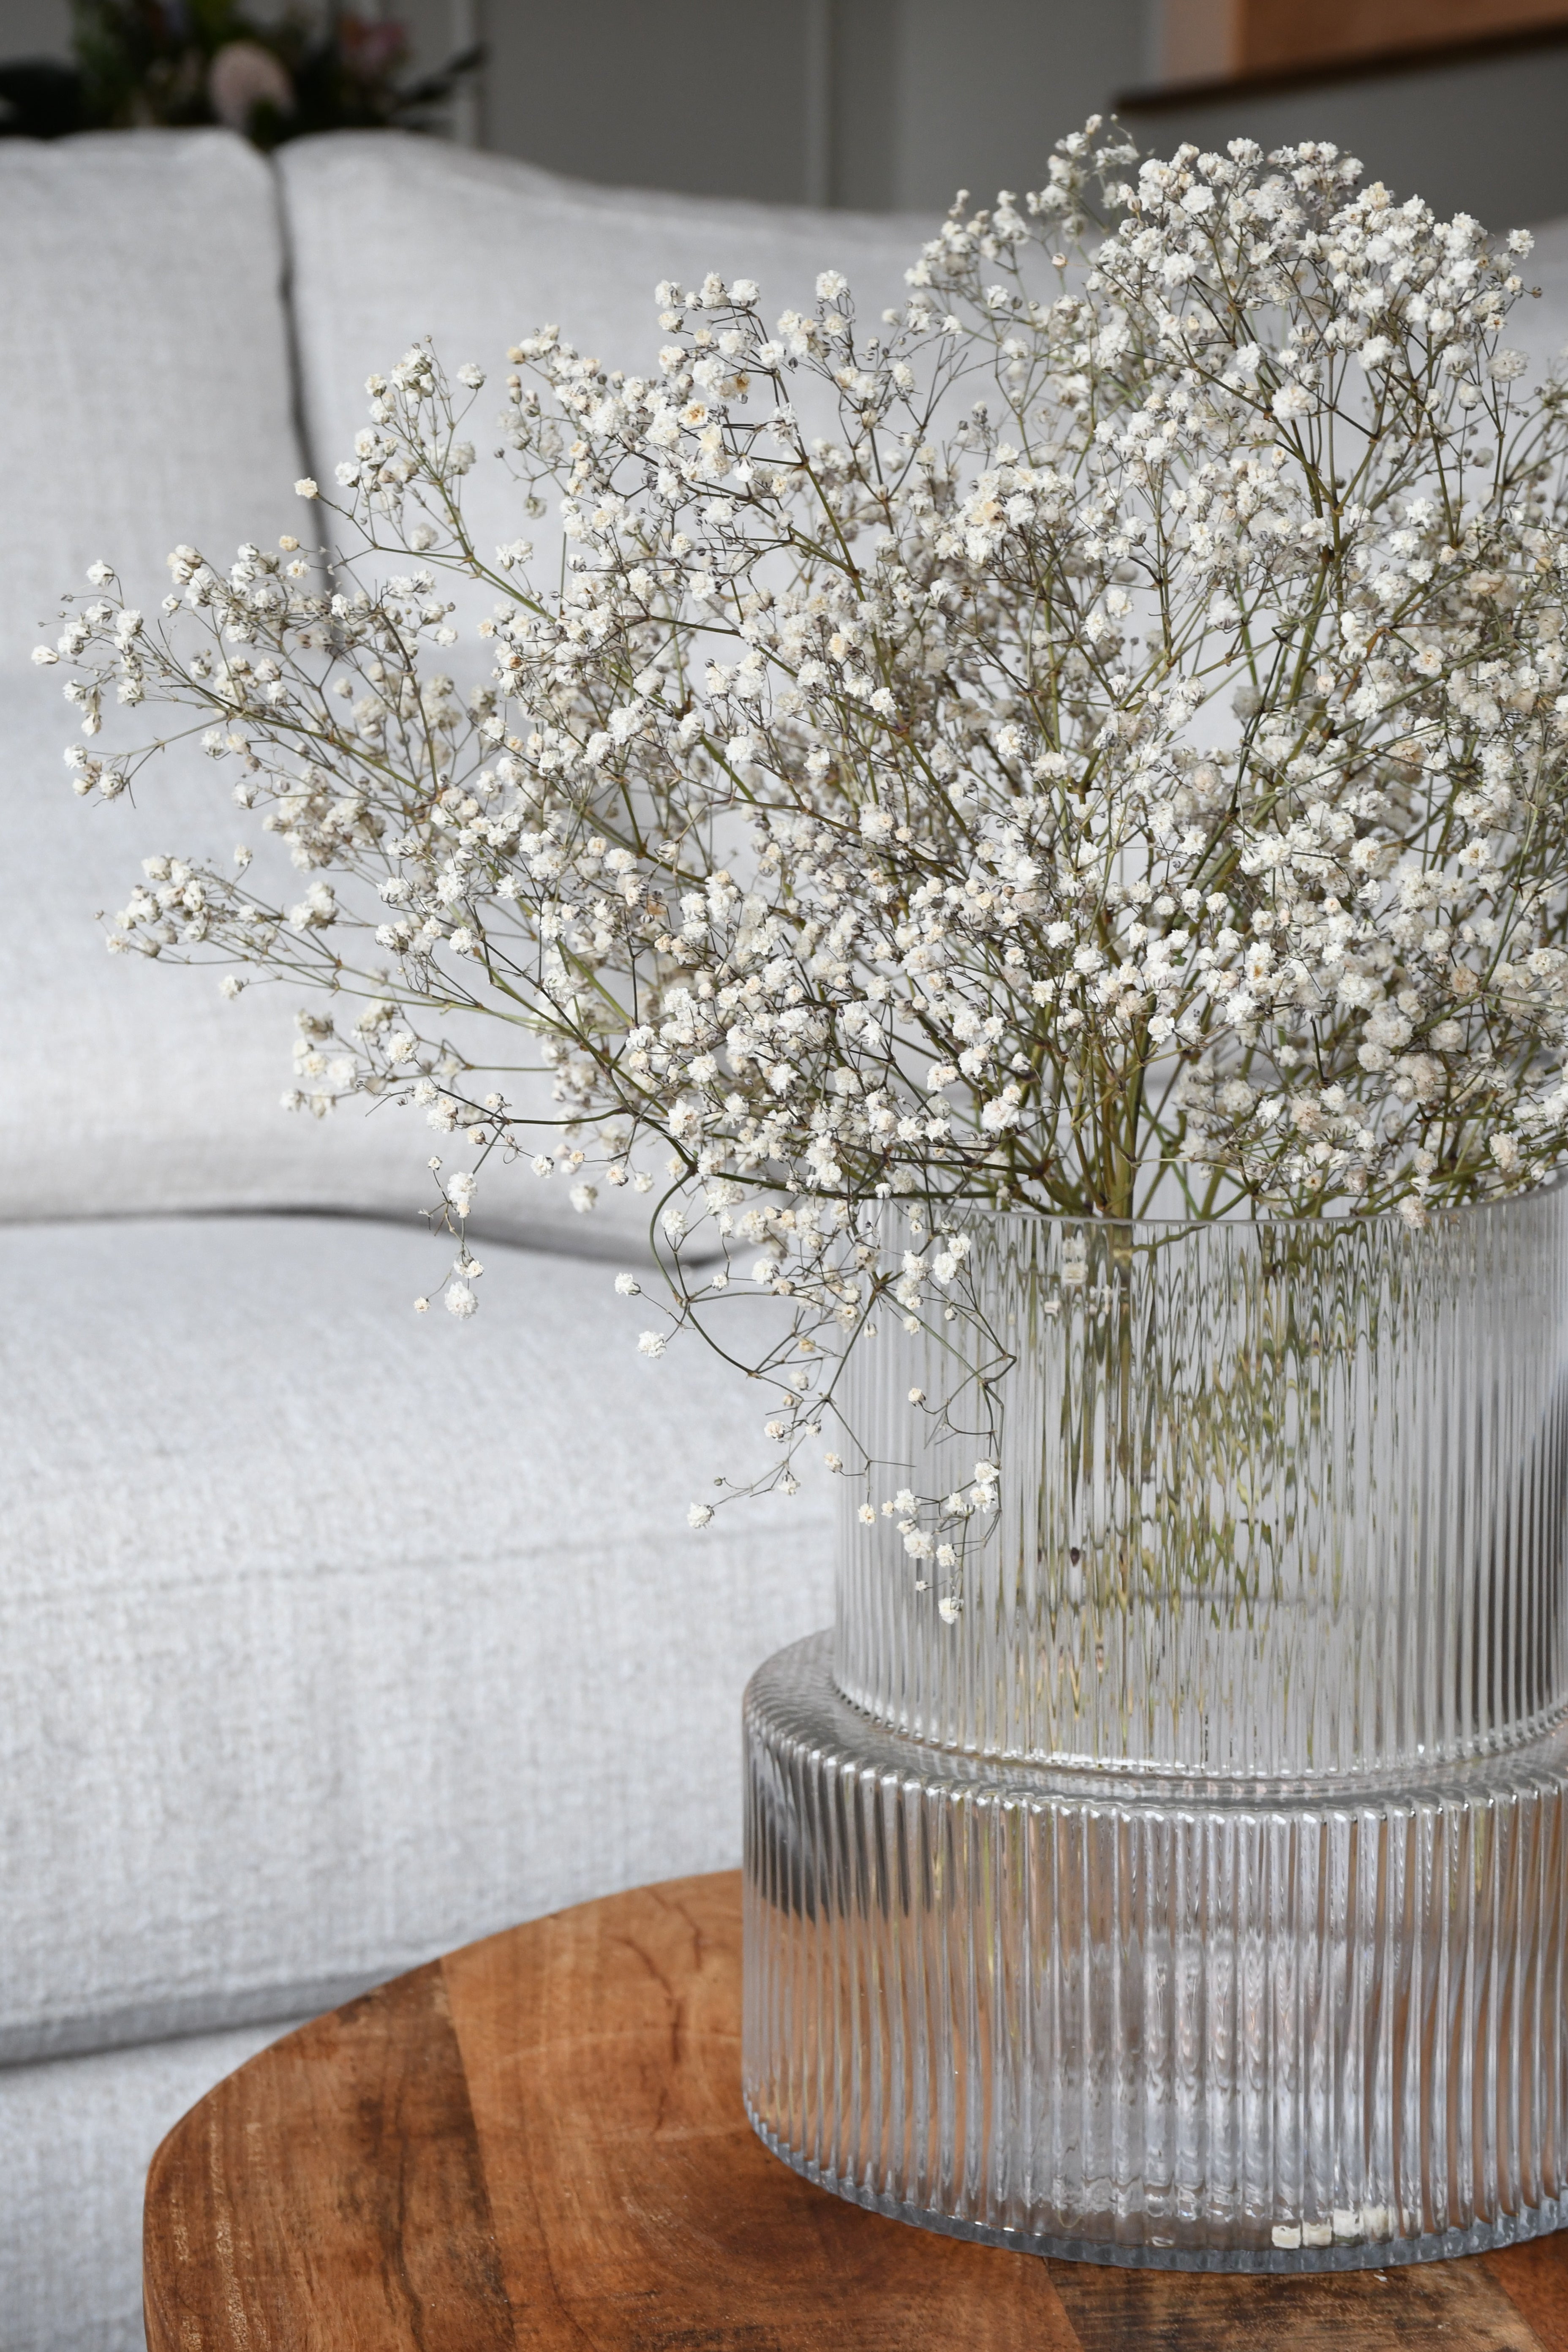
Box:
[0,127,935,2352]
[10,127,1568,2352]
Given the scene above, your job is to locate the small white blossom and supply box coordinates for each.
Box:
[53,127,1568,1546]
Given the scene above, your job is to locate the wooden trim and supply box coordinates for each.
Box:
[1161,0,1245,83]
[1239,1,1568,76]
[1121,16,1568,112]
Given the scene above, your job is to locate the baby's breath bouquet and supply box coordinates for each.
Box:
[46,122,1568,1555]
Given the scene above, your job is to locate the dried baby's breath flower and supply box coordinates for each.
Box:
[53,121,1568,1562]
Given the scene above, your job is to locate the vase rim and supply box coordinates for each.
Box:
[893,1165,1568,1234]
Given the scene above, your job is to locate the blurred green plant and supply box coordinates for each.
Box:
[0,2,479,145]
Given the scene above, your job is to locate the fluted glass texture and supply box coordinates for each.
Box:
[837,1194,1568,1775]
[745,1188,1568,2268]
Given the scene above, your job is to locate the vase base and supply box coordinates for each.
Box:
[748,2098,1568,2271]
[743,1631,1568,2272]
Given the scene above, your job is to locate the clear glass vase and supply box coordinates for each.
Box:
[742,1190,1568,2269]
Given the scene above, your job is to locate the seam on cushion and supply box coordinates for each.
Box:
[0,1971,393,2069]
[0,2014,319,2081]
[266,147,323,585]
[0,1200,683,1268]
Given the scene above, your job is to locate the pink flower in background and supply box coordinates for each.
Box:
[207,41,294,131]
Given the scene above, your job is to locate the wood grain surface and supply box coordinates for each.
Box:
[144,1870,1568,2352]
[1157,0,1568,85]
[1236,0,1568,78]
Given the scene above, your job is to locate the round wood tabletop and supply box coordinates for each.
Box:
[144,1869,1568,2351]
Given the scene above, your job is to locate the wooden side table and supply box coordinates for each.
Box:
[144,1870,1568,2350]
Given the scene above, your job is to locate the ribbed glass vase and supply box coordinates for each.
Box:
[743,1189,1568,2270]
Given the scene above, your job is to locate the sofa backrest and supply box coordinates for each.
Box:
[278,132,932,593]
[0,132,536,1248]
[0,128,927,1259]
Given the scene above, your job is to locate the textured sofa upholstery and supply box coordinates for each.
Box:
[0,128,923,2352]
[18,121,1568,2352]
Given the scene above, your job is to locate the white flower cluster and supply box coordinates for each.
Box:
[46,120,1568,1563]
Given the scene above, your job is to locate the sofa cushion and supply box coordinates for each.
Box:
[0,2017,303,2352]
[0,135,401,1234]
[261,134,935,1249]
[0,131,682,1258]
[0,1211,833,2066]
[278,131,933,607]
[1515,212,1568,367]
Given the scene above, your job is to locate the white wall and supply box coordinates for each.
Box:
[0,0,1154,210]
[479,0,832,207]
[1121,38,1568,237]
[879,0,1155,211]
[6,0,1568,230]
[467,0,1568,227]
[474,0,1154,210]
[0,0,69,57]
